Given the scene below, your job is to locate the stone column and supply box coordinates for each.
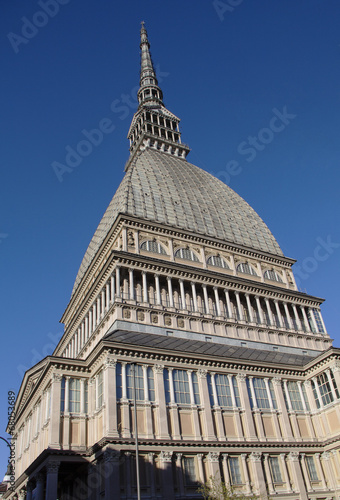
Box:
[191,282,198,312]
[129,269,135,300]
[210,373,224,440]
[197,454,205,484]
[312,376,323,408]
[105,282,110,311]
[287,452,308,500]
[245,294,254,322]
[26,482,34,500]
[202,284,209,314]
[167,276,174,307]
[272,378,293,439]
[159,451,175,500]
[265,298,274,326]
[45,461,60,500]
[207,452,221,480]
[103,448,121,499]
[115,266,121,297]
[274,300,283,327]
[175,453,185,496]
[250,452,266,497]
[104,358,118,438]
[283,302,294,329]
[198,369,215,440]
[214,287,221,316]
[179,279,186,310]
[225,289,232,318]
[222,454,230,486]
[35,472,45,500]
[101,289,105,316]
[168,368,181,439]
[300,306,311,332]
[96,296,101,323]
[241,454,252,493]
[148,453,156,498]
[263,454,275,494]
[280,453,292,492]
[110,273,115,303]
[85,315,89,342]
[292,304,302,330]
[300,453,312,492]
[143,365,153,438]
[236,374,257,440]
[153,365,169,439]
[235,291,244,320]
[49,373,62,448]
[315,453,327,489]
[308,307,318,333]
[255,296,265,324]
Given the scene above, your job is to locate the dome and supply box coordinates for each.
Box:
[72,148,283,295]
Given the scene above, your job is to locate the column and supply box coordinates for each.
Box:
[300,453,312,492]
[280,453,292,492]
[153,365,170,439]
[85,316,89,342]
[121,363,127,400]
[148,453,156,498]
[45,461,60,500]
[64,377,70,413]
[225,289,232,318]
[26,482,34,500]
[331,362,340,391]
[89,309,93,337]
[35,472,45,500]
[263,454,275,494]
[129,269,135,300]
[235,291,244,320]
[197,454,205,483]
[96,296,101,323]
[197,369,216,440]
[245,294,254,322]
[264,378,274,409]
[101,289,105,316]
[159,451,175,500]
[287,452,308,500]
[105,282,110,311]
[255,296,265,324]
[142,271,148,303]
[213,287,221,316]
[103,448,121,499]
[273,378,293,439]
[301,306,311,332]
[167,276,174,307]
[207,452,221,480]
[292,304,302,330]
[248,377,258,409]
[49,373,62,448]
[325,369,338,401]
[210,373,224,440]
[297,381,307,411]
[315,453,327,489]
[222,454,230,486]
[312,376,323,408]
[250,452,266,498]
[241,454,252,493]
[283,302,294,329]
[308,307,318,333]
[175,453,185,497]
[179,279,186,309]
[81,322,85,349]
[115,266,121,297]
[274,300,283,327]
[236,374,257,440]
[155,274,161,305]
[210,373,218,406]
[110,273,115,303]
[191,282,198,312]
[202,284,209,314]
[92,304,96,332]
[104,358,119,438]
[265,298,274,326]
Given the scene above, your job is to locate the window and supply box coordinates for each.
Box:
[317,372,335,406]
[183,457,197,487]
[236,262,258,276]
[175,248,199,262]
[248,378,277,409]
[173,369,191,404]
[192,372,201,405]
[312,308,324,333]
[229,457,242,485]
[207,255,229,269]
[264,269,283,283]
[70,378,81,413]
[284,381,309,411]
[127,364,144,401]
[269,457,282,483]
[140,240,166,255]
[207,374,240,407]
[97,371,104,408]
[305,456,318,481]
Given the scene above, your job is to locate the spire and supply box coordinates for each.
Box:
[126,23,190,166]
[138,22,163,107]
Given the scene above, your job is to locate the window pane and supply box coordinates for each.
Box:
[69,378,80,413]
[192,372,200,405]
[116,363,122,399]
[147,367,155,402]
[317,372,333,406]
[269,457,282,483]
[127,365,144,401]
[253,378,270,409]
[173,370,190,404]
[229,457,242,484]
[183,457,197,486]
[306,456,318,481]
[215,374,232,407]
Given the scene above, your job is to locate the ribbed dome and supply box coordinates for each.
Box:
[72,148,283,295]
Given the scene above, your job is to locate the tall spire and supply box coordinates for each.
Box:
[138,22,163,107]
[126,23,190,167]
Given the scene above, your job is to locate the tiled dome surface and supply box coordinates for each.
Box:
[72,148,283,295]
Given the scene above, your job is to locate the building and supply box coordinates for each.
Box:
[6,23,340,500]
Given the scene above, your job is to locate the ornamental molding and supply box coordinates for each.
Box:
[207,451,220,462]
[46,461,60,474]
[159,451,173,463]
[288,451,299,462]
[250,452,262,462]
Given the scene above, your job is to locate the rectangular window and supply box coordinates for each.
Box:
[207,374,215,406]
[192,372,200,405]
[116,363,122,399]
[147,367,155,402]
[84,380,88,413]
[69,378,81,413]
[183,457,197,487]
[215,374,232,407]
[229,457,242,485]
[317,372,333,406]
[269,457,282,483]
[164,369,170,403]
[232,377,241,407]
[306,456,318,481]
[312,309,324,333]
[311,380,320,409]
[127,364,144,401]
[173,369,190,404]
[60,378,65,412]
[97,371,104,408]
[286,381,304,411]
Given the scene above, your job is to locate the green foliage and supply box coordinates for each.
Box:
[197,475,261,500]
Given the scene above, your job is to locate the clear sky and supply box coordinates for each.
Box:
[1,0,340,475]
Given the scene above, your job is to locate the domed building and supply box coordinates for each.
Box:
[6,24,340,500]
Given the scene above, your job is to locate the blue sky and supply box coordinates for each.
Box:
[1,0,340,474]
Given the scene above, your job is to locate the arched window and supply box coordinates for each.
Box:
[140,240,167,255]
[207,255,229,269]
[175,248,199,262]
[264,269,283,283]
[236,262,258,276]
